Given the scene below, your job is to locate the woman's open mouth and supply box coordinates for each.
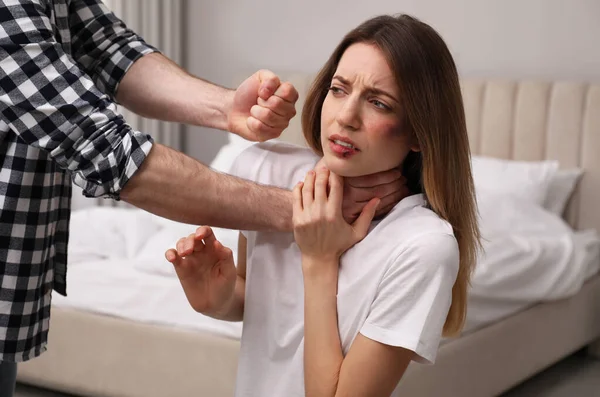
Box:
[329,136,360,158]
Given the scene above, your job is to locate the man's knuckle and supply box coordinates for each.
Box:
[280,83,291,96]
[269,95,284,108]
[372,186,384,197]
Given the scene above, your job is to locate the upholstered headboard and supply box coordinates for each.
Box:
[461,80,600,233]
[235,74,600,233]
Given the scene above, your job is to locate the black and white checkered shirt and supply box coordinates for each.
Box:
[0,0,157,362]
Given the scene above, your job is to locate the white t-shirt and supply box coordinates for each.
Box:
[229,141,459,397]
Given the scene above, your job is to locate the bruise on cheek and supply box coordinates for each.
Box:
[377,119,406,140]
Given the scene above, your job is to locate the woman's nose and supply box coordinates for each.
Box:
[335,96,361,131]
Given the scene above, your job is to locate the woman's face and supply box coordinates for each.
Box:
[320,43,418,177]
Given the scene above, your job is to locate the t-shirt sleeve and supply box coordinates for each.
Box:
[228,141,318,188]
[359,233,460,364]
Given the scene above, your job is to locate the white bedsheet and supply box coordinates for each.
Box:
[52,258,243,339]
[54,197,600,338]
[54,208,243,338]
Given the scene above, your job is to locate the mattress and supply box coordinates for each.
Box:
[51,258,243,339]
[53,208,600,339]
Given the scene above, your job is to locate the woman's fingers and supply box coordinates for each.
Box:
[176,237,187,256]
[328,172,344,211]
[314,168,329,203]
[353,198,380,239]
[165,249,180,265]
[195,226,215,250]
[165,249,175,262]
[302,170,316,207]
[293,181,304,216]
[177,233,206,257]
[214,240,234,261]
[185,233,200,256]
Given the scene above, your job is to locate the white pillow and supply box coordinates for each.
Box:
[476,189,573,237]
[471,156,559,206]
[544,168,584,215]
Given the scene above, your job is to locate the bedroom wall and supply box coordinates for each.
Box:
[183,0,600,163]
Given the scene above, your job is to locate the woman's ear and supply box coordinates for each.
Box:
[410,143,421,153]
[401,121,420,152]
[409,133,421,153]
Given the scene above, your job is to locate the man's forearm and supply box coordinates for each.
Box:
[120,143,293,232]
[115,53,233,131]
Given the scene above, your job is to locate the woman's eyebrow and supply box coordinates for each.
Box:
[332,75,351,85]
[366,87,399,104]
[332,75,399,104]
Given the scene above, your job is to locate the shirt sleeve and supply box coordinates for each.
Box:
[360,233,460,364]
[0,0,153,199]
[68,0,160,100]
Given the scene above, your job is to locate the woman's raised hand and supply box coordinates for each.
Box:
[165,226,237,317]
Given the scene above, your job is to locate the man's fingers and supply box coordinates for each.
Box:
[250,105,290,129]
[345,177,407,203]
[273,82,299,104]
[374,201,396,219]
[377,186,411,210]
[257,95,297,118]
[257,69,281,100]
[346,168,404,188]
[246,117,282,141]
[343,184,409,223]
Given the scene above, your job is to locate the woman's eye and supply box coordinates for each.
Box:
[372,99,391,110]
[328,86,344,95]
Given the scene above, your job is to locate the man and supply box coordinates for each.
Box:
[0,1,406,395]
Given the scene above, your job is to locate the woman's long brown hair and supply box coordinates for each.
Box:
[302,14,481,336]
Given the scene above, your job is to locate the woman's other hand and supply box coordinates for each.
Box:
[293,168,379,267]
[165,226,237,317]
[344,170,410,222]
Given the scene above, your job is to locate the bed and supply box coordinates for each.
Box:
[16,78,600,397]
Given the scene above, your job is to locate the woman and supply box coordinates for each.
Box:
[166,14,480,397]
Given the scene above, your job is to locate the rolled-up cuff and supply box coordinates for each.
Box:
[73,129,154,199]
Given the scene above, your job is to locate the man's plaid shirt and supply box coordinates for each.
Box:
[0,0,157,361]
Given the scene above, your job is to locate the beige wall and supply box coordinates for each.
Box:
[184,0,600,163]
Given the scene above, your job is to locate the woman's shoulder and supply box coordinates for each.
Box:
[377,194,455,238]
[370,195,459,271]
[230,140,319,189]
[380,230,460,282]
